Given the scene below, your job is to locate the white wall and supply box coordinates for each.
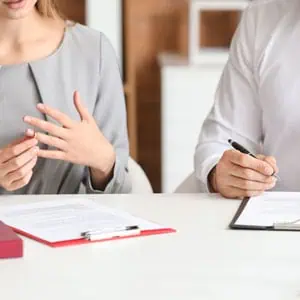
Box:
[161,59,225,193]
[86,0,123,66]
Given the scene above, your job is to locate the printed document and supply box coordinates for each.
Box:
[0,198,162,243]
[235,192,300,227]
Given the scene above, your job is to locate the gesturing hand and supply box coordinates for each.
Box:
[23,91,116,188]
[209,150,278,199]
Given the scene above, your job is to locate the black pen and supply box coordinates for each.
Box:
[228,139,280,180]
[228,139,256,158]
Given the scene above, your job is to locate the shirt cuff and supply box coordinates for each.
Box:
[86,157,131,194]
[195,155,222,193]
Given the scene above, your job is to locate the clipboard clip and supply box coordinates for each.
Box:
[81,225,141,241]
[273,218,300,230]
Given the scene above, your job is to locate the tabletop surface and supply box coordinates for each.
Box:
[1,193,300,300]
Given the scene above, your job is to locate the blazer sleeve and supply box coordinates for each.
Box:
[85,33,132,194]
[194,5,262,192]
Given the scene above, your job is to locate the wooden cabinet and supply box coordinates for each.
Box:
[56,0,86,24]
[123,0,188,192]
[199,11,240,48]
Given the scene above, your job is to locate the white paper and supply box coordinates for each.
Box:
[0,198,163,243]
[235,192,300,227]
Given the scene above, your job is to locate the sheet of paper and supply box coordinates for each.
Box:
[235,192,300,227]
[0,198,163,243]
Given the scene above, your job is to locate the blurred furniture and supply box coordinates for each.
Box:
[79,157,152,194]
[189,0,248,64]
[57,0,86,24]
[128,157,153,194]
[174,172,206,193]
[2,193,300,300]
[123,0,189,192]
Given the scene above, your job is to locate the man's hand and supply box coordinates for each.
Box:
[209,150,278,199]
[0,136,38,191]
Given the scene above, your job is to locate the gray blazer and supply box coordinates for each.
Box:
[26,24,131,194]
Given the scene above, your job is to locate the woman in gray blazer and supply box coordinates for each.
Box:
[0,0,131,194]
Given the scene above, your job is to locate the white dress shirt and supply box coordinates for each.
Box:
[195,0,300,192]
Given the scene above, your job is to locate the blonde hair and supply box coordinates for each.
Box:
[35,0,63,19]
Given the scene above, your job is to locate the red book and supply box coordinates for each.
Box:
[0,221,23,259]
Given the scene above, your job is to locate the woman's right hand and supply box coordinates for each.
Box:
[0,136,39,191]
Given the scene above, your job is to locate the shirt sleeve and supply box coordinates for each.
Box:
[194,5,262,192]
[85,33,132,194]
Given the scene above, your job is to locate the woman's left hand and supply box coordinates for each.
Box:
[23,91,116,188]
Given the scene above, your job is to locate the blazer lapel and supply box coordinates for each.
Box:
[29,26,97,124]
[29,56,79,125]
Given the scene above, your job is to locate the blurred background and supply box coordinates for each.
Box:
[57,0,248,193]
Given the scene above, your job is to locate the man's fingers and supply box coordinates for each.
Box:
[229,176,276,191]
[217,151,279,199]
[226,150,274,176]
[3,147,38,175]
[256,154,266,160]
[222,187,264,199]
[230,164,275,184]
[257,154,279,175]
[0,138,38,164]
[264,156,279,174]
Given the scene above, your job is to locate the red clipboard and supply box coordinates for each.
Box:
[11,226,176,248]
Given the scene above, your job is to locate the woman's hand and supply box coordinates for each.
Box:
[0,136,38,191]
[23,91,116,190]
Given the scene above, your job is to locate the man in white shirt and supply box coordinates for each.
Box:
[194,0,299,198]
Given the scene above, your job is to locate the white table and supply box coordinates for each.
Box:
[1,194,300,300]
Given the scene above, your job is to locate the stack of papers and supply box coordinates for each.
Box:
[231,192,300,230]
[0,198,175,247]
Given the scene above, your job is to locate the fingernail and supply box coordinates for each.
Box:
[33,147,39,153]
[270,181,276,187]
[37,103,44,110]
[265,167,273,175]
[24,116,31,122]
[26,129,35,136]
[271,175,277,182]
